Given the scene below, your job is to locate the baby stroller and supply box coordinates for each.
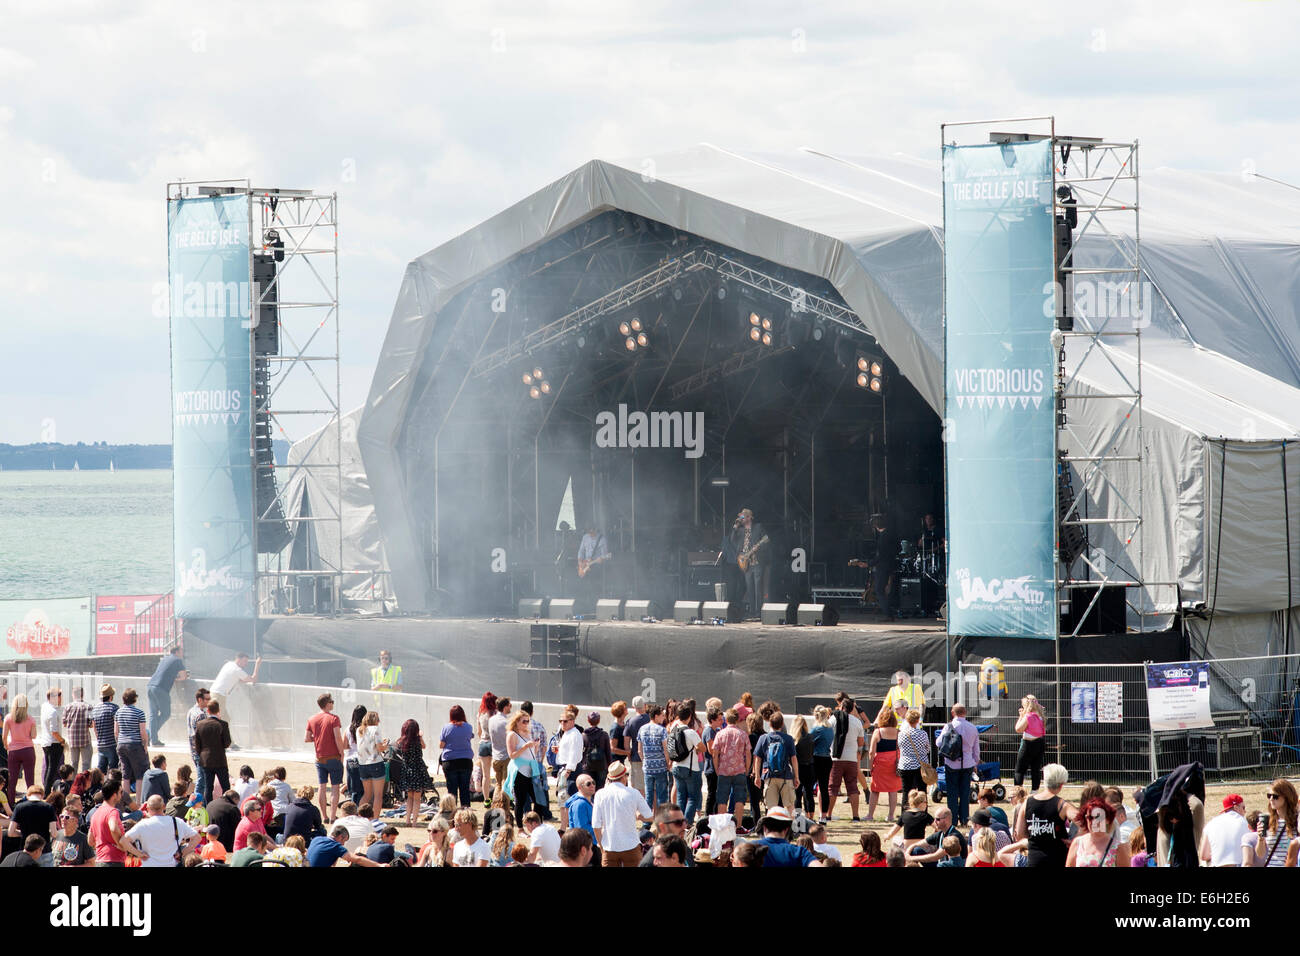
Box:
[384,748,439,811]
[928,723,1004,803]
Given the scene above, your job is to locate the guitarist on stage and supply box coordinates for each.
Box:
[730,509,769,620]
[577,527,611,608]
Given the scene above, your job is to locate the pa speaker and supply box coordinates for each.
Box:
[516,666,592,704]
[595,598,625,621]
[547,598,577,619]
[624,599,659,620]
[673,600,702,623]
[761,602,796,625]
[701,600,741,622]
[796,603,839,626]
[518,598,548,618]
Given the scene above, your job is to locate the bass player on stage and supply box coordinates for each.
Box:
[730,509,769,620]
[577,527,611,607]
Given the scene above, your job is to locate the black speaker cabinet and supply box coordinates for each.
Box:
[761,602,797,625]
[1060,585,1127,635]
[517,666,592,704]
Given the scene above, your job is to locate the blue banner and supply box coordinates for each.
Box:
[943,141,1057,638]
[169,195,255,618]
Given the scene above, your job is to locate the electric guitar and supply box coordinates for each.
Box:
[737,535,769,572]
[577,553,610,578]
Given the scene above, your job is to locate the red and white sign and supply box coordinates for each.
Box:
[1,598,93,661]
[94,595,164,655]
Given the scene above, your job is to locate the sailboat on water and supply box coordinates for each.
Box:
[73,460,80,471]
[109,459,115,473]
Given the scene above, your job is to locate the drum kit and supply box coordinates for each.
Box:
[896,539,943,583]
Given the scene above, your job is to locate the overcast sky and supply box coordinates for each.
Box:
[2,0,1297,444]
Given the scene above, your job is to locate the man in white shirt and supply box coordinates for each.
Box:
[808,822,842,863]
[556,711,584,807]
[451,809,491,867]
[128,795,199,867]
[523,810,561,864]
[590,761,652,867]
[333,802,372,852]
[666,704,706,827]
[210,653,261,747]
[1200,793,1250,866]
[827,695,865,822]
[36,688,67,795]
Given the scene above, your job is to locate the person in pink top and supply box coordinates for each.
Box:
[3,694,38,805]
[233,798,267,850]
[1014,695,1046,792]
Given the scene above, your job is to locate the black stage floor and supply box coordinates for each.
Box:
[181,612,1186,709]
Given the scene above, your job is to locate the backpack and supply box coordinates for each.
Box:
[666,725,692,763]
[545,731,562,771]
[936,722,964,762]
[761,732,791,779]
[582,728,608,775]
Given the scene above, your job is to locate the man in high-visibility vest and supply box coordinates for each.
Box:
[369,650,403,693]
[882,670,924,714]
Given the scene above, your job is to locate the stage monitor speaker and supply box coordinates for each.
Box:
[897,577,925,616]
[518,598,548,619]
[796,603,839,626]
[701,600,741,622]
[1060,584,1127,635]
[547,598,577,619]
[624,599,659,620]
[516,666,592,705]
[673,600,702,623]
[594,598,625,621]
[760,602,796,626]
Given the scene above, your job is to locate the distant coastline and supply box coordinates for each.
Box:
[0,443,170,470]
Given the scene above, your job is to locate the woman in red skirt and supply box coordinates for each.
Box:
[866,705,901,823]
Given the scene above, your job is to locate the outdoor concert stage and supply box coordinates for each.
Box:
[180,612,1186,708]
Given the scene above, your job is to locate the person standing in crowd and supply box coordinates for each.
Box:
[624,696,649,798]
[344,705,367,806]
[1201,793,1250,866]
[883,670,925,713]
[395,719,433,827]
[36,688,66,796]
[209,652,262,746]
[305,693,346,824]
[753,711,798,814]
[475,693,497,805]
[637,705,669,812]
[609,700,630,767]
[1066,798,1130,867]
[1018,763,1074,868]
[591,761,651,867]
[790,715,816,818]
[1014,695,1047,791]
[709,708,751,830]
[184,687,211,806]
[518,701,550,820]
[114,689,148,798]
[701,706,724,818]
[355,711,387,813]
[1246,778,1298,867]
[3,694,37,805]
[827,694,865,822]
[145,645,189,747]
[487,696,513,799]
[563,774,597,858]
[579,710,611,790]
[896,707,928,809]
[88,779,145,867]
[61,687,92,774]
[504,710,539,826]
[940,703,980,826]
[438,704,475,810]
[369,649,403,693]
[866,705,902,823]
[667,703,705,827]
[555,709,584,801]
[90,685,118,775]
[193,700,232,803]
[809,706,835,822]
[734,693,754,721]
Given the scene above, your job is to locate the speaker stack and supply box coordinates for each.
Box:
[519,623,590,702]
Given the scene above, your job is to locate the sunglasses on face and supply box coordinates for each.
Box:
[666,818,686,826]
[1267,793,1279,800]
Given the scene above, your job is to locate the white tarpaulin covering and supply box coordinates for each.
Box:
[356,144,1300,653]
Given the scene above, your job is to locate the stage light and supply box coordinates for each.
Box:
[857,372,869,388]
[522,372,533,385]
[750,327,762,342]
[715,281,729,301]
[854,351,885,392]
[672,285,684,302]
[540,381,551,394]
[870,378,882,393]
[625,336,637,351]
[749,313,761,327]
[533,367,543,381]
[857,357,869,372]
[762,317,772,331]
[576,334,587,349]
[812,321,825,342]
[529,386,541,399]
[630,318,642,332]
[619,321,631,336]
[870,361,883,377]
[636,332,649,348]
[761,331,772,346]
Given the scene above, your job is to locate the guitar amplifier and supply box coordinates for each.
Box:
[897,577,925,616]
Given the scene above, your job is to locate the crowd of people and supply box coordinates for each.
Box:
[0,657,1294,868]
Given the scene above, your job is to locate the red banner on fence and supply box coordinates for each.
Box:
[94,595,164,655]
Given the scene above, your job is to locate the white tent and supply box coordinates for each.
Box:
[352,144,1300,653]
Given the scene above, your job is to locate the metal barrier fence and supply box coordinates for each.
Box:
[958,653,1300,786]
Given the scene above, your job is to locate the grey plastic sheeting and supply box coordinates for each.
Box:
[353,145,1300,638]
[180,616,1184,709]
